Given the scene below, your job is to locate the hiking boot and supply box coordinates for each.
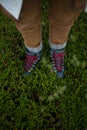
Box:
[50,48,65,78]
[24,50,42,75]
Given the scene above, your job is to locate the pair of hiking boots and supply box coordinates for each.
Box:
[24,47,65,78]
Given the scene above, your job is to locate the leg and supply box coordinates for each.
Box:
[48,0,86,45]
[15,0,42,48]
[0,0,42,75]
[0,0,42,48]
[48,0,86,78]
[17,0,42,74]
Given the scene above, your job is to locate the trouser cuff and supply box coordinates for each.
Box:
[49,39,67,50]
[25,40,43,53]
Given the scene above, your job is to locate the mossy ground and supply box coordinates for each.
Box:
[0,1,87,130]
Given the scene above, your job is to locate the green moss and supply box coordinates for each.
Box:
[0,1,87,129]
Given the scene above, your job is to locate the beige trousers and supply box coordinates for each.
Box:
[0,0,86,47]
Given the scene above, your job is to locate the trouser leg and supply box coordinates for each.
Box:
[0,0,42,48]
[48,0,86,45]
[14,0,42,48]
